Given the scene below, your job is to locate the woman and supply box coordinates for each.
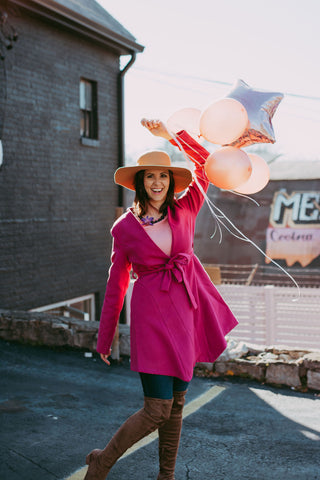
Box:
[84,119,238,480]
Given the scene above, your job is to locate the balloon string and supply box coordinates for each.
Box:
[228,190,260,206]
[170,131,300,300]
[171,131,251,242]
[194,174,301,300]
[170,131,247,243]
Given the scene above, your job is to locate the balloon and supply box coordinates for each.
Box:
[204,146,252,190]
[226,79,284,148]
[233,153,270,194]
[199,98,248,145]
[167,108,201,136]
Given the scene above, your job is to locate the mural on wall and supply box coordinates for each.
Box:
[266,189,320,267]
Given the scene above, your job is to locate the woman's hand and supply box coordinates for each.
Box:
[141,118,173,140]
[100,349,112,366]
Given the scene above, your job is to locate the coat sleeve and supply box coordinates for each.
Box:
[170,130,210,214]
[96,231,132,354]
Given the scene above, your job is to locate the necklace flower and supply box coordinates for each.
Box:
[139,209,167,226]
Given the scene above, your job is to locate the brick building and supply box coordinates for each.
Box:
[0,0,143,318]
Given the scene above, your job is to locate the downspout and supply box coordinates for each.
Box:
[117,52,136,208]
[112,52,137,350]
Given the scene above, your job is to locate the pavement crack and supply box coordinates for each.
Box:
[185,463,191,480]
[9,448,59,478]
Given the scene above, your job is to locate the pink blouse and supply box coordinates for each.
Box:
[142,217,172,257]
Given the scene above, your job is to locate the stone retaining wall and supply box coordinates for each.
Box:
[0,309,130,356]
[1,310,319,392]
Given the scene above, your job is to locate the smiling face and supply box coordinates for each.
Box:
[143,169,170,209]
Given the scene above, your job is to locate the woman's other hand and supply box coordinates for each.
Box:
[100,349,112,366]
[141,118,172,140]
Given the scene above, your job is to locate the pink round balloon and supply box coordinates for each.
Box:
[233,153,270,194]
[200,98,248,145]
[167,108,201,136]
[204,147,252,190]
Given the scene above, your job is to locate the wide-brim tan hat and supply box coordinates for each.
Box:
[114,151,193,193]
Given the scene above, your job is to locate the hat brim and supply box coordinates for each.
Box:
[114,164,193,193]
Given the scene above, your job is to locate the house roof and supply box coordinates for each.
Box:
[242,146,320,181]
[10,0,144,54]
[269,159,320,181]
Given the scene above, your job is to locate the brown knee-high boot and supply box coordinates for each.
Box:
[157,390,187,480]
[84,396,173,480]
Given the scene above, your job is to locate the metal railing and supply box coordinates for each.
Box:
[204,263,320,288]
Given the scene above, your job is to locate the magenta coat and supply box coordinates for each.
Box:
[97,131,238,381]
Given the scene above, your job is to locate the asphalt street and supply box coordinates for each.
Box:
[1,339,320,480]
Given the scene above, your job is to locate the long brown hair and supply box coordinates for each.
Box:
[133,169,175,217]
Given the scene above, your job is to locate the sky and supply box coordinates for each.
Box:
[98,0,320,163]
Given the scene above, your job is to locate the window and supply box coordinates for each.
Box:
[80,78,98,140]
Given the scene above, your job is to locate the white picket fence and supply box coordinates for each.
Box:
[216,285,320,350]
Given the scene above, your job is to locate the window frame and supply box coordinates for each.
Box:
[79,78,99,145]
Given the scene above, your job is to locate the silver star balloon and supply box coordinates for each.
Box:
[225,79,284,148]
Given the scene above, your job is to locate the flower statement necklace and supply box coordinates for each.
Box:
[139,208,167,226]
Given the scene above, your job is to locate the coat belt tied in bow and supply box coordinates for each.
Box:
[135,253,198,310]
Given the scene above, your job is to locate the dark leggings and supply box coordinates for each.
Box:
[139,373,189,400]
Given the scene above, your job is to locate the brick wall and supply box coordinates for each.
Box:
[0,9,120,315]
